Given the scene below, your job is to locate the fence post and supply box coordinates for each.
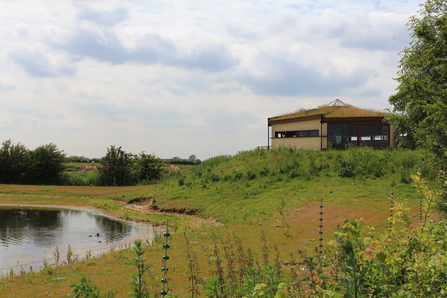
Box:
[160,219,170,296]
[318,197,324,254]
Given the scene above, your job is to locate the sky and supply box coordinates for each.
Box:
[0,0,423,160]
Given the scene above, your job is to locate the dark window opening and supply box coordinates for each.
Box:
[327,123,389,149]
[328,124,343,147]
[275,130,319,138]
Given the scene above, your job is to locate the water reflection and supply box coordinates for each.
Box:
[0,207,157,273]
[0,209,64,247]
[93,215,133,242]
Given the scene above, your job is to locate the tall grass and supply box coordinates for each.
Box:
[148,148,433,225]
[195,147,434,183]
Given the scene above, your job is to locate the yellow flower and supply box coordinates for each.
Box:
[254,284,267,291]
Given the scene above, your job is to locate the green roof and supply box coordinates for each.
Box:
[269,102,389,121]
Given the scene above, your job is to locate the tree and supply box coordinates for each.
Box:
[134,152,163,183]
[0,140,30,184]
[388,0,447,166]
[68,155,89,163]
[28,143,66,184]
[98,146,134,186]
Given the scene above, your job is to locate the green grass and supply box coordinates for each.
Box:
[0,147,440,297]
[146,147,426,225]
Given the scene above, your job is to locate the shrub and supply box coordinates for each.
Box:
[178,175,185,186]
[246,170,257,180]
[209,172,220,182]
[259,165,269,177]
[400,169,411,184]
[338,159,355,177]
[288,169,300,179]
[233,172,243,181]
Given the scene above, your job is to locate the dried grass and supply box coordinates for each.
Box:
[326,106,389,117]
[270,105,389,120]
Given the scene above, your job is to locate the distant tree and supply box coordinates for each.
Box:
[98,146,134,186]
[0,139,30,184]
[68,155,89,163]
[28,143,66,184]
[134,152,163,182]
[388,0,447,165]
[169,155,201,165]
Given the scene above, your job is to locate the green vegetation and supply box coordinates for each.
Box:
[388,0,447,167]
[169,155,201,165]
[97,145,134,186]
[0,140,66,185]
[0,141,164,187]
[97,145,165,186]
[148,147,434,224]
[69,240,153,298]
[4,1,447,295]
[0,147,444,297]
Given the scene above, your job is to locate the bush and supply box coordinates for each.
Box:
[288,169,300,179]
[246,170,257,180]
[259,165,269,177]
[27,143,66,184]
[134,152,163,182]
[178,176,185,186]
[338,159,355,177]
[233,172,243,181]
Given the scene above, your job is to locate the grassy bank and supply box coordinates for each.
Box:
[0,148,438,297]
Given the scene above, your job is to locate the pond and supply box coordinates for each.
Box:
[0,207,160,275]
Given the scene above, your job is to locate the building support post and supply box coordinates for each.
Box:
[267,124,270,150]
[320,114,323,151]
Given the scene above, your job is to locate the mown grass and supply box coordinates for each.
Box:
[0,147,438,297]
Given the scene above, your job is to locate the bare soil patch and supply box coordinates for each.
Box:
[124,196,222,228]
[282,197,420,240]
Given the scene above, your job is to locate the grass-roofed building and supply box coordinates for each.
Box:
[267,99,396,150]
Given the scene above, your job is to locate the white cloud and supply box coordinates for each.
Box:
[0,0,422,159]
[76,5,130,27]
[10,49,76,77]
[0,78,14,90]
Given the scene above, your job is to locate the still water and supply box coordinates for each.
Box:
[0,207,158,274]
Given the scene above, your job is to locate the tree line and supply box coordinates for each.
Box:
[0,140,163,186]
